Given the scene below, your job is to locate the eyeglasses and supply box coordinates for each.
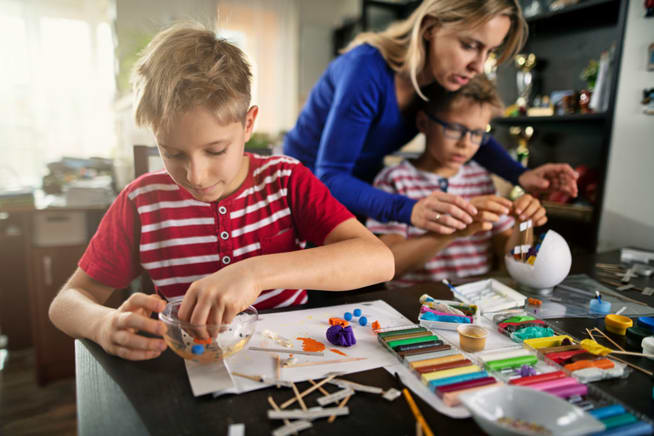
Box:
[424,111,490,145]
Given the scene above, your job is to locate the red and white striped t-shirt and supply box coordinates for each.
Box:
[366,160,514,286]
[79,153,353,310]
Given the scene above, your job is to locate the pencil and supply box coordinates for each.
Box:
[402,387,434,436]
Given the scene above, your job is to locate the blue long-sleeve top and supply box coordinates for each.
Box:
[283,44,525,224]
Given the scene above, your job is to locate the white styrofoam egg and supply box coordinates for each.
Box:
[505,229,571,291]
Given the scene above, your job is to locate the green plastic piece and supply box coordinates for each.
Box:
[601,413,638,429]
[485,354,538,371]
[386,335,439,348]
[377,327,427,338]
[511,327,555,343]
[501,315,536,324]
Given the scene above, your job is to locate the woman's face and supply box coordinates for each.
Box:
[425,15,511,91]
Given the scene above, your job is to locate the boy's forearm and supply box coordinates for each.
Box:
[384,234,456,278]
[245,236,394,292]
[49,287,112,344]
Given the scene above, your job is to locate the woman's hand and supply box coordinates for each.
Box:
[512,194,547,226]
[411,191,477,234]
[452,195,512,237]
[518,163,579,198]
[96,293,168,361]
[177,262,260,338]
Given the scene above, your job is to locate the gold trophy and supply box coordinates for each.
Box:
[514,53,537,108]
[509,126,534,200]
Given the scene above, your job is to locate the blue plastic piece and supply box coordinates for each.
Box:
[589,298,611,314]
[344,312,353,321]
[636,316,654,332]
[420,312,470,324]
[590,421,652,436]
[353,308,362,317]
[191,344,205,355]
[589,404,626,419]
[358,316,367,326]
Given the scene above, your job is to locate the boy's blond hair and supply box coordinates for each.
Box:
[131,22,252,133]
[423,75,504,117]
[344,0,526,100]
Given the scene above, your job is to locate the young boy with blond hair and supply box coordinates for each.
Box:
[367,75,546,286]
[49,23,394,361]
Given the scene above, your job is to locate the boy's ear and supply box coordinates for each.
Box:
[243,105,258,141]
[416,110,428,134]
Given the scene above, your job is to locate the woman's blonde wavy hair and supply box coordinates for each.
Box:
[131,22,252,134]
[344,0,527,100]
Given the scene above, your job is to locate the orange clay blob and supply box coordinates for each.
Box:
[193,337,212,345]
[371,321,381,330]
[564,358,614,372]
[296,337,326,352]
[329,317,349,327]
[330,349,348,356]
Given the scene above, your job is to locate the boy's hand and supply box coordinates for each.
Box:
[518,163,579,198]
[97,293,168,361]
[177,262,260,339]
[411,191,477,234]
[469,195,513,224]
[513,194,547,226]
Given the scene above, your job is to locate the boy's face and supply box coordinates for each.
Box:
[155,105,257,203]
[417,98,493,177]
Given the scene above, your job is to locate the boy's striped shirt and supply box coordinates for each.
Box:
[366,160,514,287]
[80,153,352,310]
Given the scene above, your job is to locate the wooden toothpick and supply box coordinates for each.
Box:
[592,328,625,352]
[280,375,338,409]
[290,382,308,411]
[328,394,351,424]
[267,396,292,428]
[231,372,263,382]
[308,379,330,396]
[282,357,367,369]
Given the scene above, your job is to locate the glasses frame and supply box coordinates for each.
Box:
[424,111,490,146]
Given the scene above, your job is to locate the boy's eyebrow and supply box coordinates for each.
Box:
[159,140,229,150]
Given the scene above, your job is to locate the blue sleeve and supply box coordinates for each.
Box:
[472,135,526,185]
[314,55,415,225]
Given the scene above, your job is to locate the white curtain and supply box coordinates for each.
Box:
[0,0,117,189]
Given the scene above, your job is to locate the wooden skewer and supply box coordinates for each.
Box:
[231,371,263,382]
[275,355,281,388]
[249,346,324,356]
[592,328,625,352]
[328,394,351,424]
[267,396,292,428]
[282,357,367,368]
[609,355,653,377]
[290,382,308,411]
[280,374,338,409]
[609,350,654,358]
[308,379,330,396]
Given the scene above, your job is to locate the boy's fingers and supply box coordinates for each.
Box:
[114,345,163,361]
[116,312,166,336]
[177,291,198,322]
[113,329,167,352]
[476,211,500,223]
[436,213,467,230]
[425,221,457,235]
[123,293,166,314]
[518,200,541,221]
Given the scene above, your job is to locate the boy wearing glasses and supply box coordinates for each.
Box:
[366,76,547,286]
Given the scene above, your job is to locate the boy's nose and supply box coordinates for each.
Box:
[186,158,209,187]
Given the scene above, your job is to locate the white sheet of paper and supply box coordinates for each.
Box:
[185,300,412,397]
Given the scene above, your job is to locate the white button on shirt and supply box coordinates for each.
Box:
[222,256,231,265]
[218,206,227,214]
[220,231,229,240]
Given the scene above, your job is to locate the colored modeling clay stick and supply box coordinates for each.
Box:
[544,383,587,398]
[509,371,567,386]
[484,355,538,371]
[536,345,581,354]
[419,305,472,320]
[523,335,573,350]
[428,371,489,391]
[420,312,472,324]
[564,358,614,372]
[377,327,427,339]
[387,335,440,349]
[545,349,588,364]
[524,377,579,391]
[398,344,451,357]
[589,404,626,419]
[435,377,497,396]
[394,340,443,353]
[421,365,481,383]
[414,359,472,374]
[591,421,653,436]
[381,331,435,342]
[404,349,457,362]
[499,315,536,324]
[479,348,532,363]
[601,413,638,429]
[441,382,502,407]
[409,354,466,369]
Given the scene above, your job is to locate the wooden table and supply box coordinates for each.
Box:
[75,251,654,435]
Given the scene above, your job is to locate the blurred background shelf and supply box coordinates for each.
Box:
[542,201,594,223]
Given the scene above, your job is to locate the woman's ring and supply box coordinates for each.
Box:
[434,213,441,221]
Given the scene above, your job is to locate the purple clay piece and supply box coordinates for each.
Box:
[326,325,357,347]
[519,364,537,377]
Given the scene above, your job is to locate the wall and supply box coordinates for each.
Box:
[598,1,654,251]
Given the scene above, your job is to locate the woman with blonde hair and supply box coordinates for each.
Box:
[283,0,577,234]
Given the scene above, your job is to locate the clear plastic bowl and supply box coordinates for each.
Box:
[159,299,257,363]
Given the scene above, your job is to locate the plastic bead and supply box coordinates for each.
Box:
[191,344,205,355]
[353,308,362,317]
[344,312,353,321]
[358,316,368,326]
